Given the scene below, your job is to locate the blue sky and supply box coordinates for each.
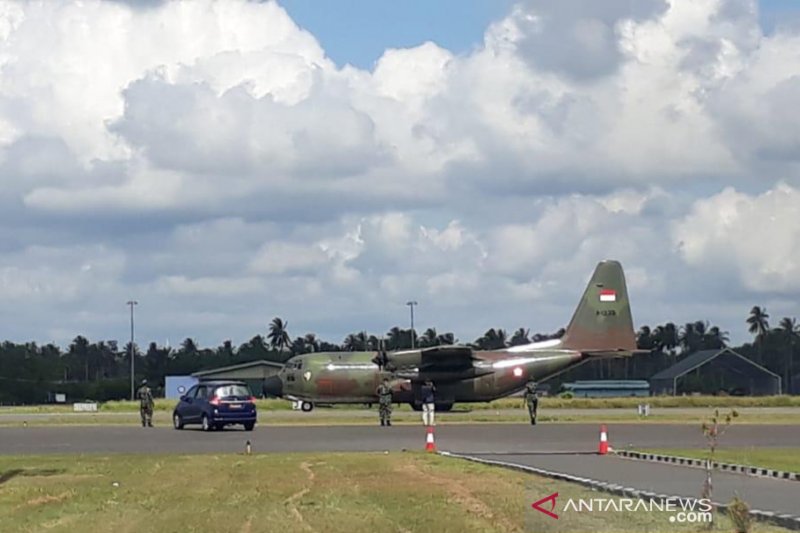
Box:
[281,0,800,69]
[279,0,515,68]
[1,0,799,347]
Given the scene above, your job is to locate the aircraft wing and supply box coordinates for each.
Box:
[418,345,476,371]
[390,345,494,382]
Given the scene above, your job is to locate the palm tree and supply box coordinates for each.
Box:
[779,317,798,394]
[679,322,697,355]
[437,332,455,345]
[421,328,438,348]
[386,327,403,350]
[510,328,530,346]
[303,333,320,353]
[355,331,369,351]
[180,337,198,355]
[747,306,770,364]
[343,334,359,351]
[69,335,90,382]
[475,328,508,350]
[368,335,380,351]
[268,317,291,352]
[662,323,679,356]
[218,340,235,362]
[636,326,654,350]
[497,329,508,347]
[706,326,729,350]
[290,337,306,355]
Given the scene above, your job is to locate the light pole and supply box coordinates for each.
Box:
[406,301,418,350]
[127,300,138,401]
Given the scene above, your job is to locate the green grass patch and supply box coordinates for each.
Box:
[5,407,800,427]
[4,394,800,414]
[0,452,791,533]
[642,448,800,474]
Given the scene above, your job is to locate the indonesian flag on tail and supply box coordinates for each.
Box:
[599,289,616,302]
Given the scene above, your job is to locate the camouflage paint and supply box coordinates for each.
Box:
[271,261,638,406]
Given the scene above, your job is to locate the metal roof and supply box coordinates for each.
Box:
[650,348,780,381]
[564,380,650,390]
[192,359,284,377]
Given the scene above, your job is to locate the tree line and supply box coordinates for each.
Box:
[0,307,797,403]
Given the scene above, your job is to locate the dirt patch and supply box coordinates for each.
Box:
[26,490,74,507]
[283,461,325,533]
[394,460,521,532]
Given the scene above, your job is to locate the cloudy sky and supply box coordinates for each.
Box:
[0,0,798,349]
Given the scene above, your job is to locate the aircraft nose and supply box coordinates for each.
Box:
[262,375,283,398]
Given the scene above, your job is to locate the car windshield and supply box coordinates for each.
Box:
[213,385,251,399]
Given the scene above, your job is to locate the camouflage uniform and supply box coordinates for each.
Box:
[376,381,393,426]
[524,381,538,425]
[137,382,154,427]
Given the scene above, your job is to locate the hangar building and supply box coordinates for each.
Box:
[191,360,284,397]
[650,348,781,396]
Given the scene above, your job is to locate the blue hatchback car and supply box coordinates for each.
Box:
[172,380,257,431]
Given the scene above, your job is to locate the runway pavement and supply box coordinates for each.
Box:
[464,453,800,518]
[3,423,799,521]
[1,423,799,455]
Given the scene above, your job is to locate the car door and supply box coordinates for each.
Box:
[177,385,197,421]
[179,385,200,422]
[192,385,209,421]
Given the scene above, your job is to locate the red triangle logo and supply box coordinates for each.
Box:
[531,492,559,519]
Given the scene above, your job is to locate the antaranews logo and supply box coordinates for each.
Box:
[531,492,559,519]
[529,494,713,525]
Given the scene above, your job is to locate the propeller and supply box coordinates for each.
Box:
[371,338,390,370]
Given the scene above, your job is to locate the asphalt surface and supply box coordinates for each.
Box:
[1,423,799,455]
[3,406,800,422]
[468,453,800,517]
[3,423,799,520]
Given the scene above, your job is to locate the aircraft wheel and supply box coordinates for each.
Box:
[410,402,422,412]
[301,401,314,412]
[436,403,454,412]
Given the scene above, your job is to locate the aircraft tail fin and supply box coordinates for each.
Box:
[560,260,638,355]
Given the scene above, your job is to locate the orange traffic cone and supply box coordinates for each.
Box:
[598,424,609,455]
[425,426,437,452]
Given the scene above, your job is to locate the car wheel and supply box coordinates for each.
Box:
[173,413,184,430]
[244,422,255,431]
[214,423,224,431]
[301,401,314,412]
[201,414,212,432]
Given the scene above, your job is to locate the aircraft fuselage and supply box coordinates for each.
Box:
[266,339,584,406]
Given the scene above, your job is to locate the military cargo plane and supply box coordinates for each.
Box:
[262,260,639,412]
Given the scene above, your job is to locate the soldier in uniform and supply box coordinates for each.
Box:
[524,380,538,425]
[376,378,393,426]
[137,379,154,427]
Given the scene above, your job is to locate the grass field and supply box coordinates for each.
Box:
[642,448,800,473]
[3,406,800,427]
[4,395,800,414]
[0,452,790,533]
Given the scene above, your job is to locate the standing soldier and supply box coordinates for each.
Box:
[524,380,538,425]
[137,379,154,428]
[376,378,393,427]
